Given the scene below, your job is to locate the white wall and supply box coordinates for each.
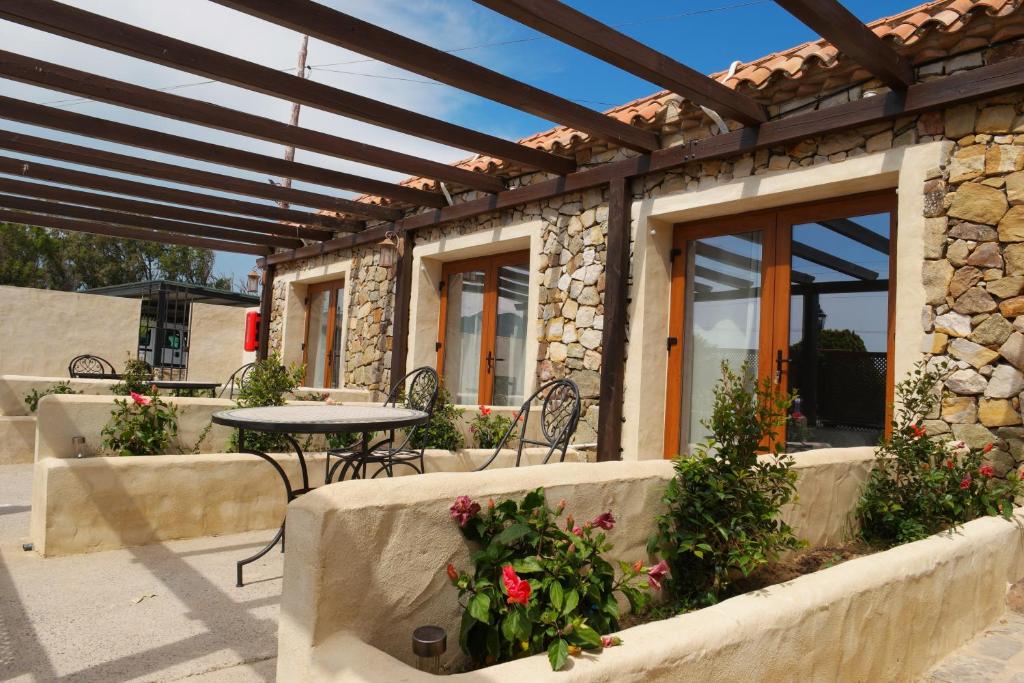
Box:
[187,302,248,383]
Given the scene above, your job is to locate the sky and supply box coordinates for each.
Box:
[0,0,908,287]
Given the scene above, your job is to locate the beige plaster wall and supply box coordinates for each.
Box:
[34,394,236,460]
[0,416,34,465]
[276,448,874,680]
[0,286,141,377]
[622,141,948,460]
[0,374,119,416]
[186,302,247,383]
[301,511,1024,683]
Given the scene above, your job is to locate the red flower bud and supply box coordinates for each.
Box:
[983,443,994,454]
[446,564,458,582]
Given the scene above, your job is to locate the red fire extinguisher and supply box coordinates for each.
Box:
[244,311,260,352]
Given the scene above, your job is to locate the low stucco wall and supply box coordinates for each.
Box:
[276,449,875,680]
[0,416,34,465]
[0,285,140,377]
[0,375,119,417]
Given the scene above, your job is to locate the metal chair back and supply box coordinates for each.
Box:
[474,379,581,471]
[68,354,118,379]
[387,366,440,415]
[220,363,255,399]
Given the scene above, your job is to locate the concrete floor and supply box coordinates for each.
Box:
[0,464,281,682]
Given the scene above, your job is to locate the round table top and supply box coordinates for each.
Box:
[152,380,221,390]
[211,404,429,434]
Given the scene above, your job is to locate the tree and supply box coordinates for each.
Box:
[0,223,237,291]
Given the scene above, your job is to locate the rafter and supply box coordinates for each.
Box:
[0,0,575,177]
[0,50,505,193]
[694,264,756,290]
[0,95,441,208]
[472,0,766,126]
[773,0,914,91]
[694,242,815,284]
[0,129,400,221]
[0,176,334,240]
[817,218,890,254]
[0,155,351,233]
[791,242,878,280]
[0,207,270,256]
[212,0,661,153]
[0,192,302,249]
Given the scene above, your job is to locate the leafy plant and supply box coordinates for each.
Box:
[856,361,1022,547]
[648,361,802,610]
[446,489,651,671]
[101,389,178,456]
[111,358,153,396]
[24,381,79,412]
[469,406,516,449]
[227,353,304,453]
[409,384,464,451]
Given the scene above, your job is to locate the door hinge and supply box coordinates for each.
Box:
[669,248,681,263]
[438,281,445,293]
[435,341,442,352]
[666,337,678,351]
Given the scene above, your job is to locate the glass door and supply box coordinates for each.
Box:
[303,279,345,388]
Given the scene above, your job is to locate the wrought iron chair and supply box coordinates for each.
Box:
[474,379,582,471]
[219,363,255,399]
[68,354,119,379]
[325,366,440,483]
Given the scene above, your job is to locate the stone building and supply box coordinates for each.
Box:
[265,0,1024,467]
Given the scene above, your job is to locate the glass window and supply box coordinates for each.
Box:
[304,279,345,388]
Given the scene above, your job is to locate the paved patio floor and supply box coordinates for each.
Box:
[0,464,281,682]
[924,611,1024,683]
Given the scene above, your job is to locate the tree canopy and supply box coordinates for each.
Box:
[0,223,233,291]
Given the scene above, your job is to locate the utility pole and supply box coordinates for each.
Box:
[277,34,309,209]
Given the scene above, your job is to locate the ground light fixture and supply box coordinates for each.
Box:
[412,625,446,674]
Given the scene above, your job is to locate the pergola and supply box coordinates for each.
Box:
[1,0,1022,461]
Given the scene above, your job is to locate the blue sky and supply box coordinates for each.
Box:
[0,0,908,286]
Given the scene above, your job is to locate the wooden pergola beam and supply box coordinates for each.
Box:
[818,218,889,254]
[0,192,302,249]
[773,0,914,91]
[0,0,575,177]
[0,175,333,240]
[472,0,766,126]
[694,242,816,284]
[0,155,348,233]
[0,50,505,194]
[694,264,755,290]
[212,0,661,153]
[791,241,877,280]
[0,129,399,222]
[0,207,270,256]
[0,95,442,208]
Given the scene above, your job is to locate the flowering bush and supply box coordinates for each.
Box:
[23,381,79,412]
[648,362,801,610]
[111,358,153,396]
[445,489,652,671]
[856,362,1022,547]
[409,384,464,451]
[469,405,516,449]
[101,388,179,456]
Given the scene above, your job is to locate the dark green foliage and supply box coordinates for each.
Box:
[648,362,801,610]
[101,389,178,456]
[24,381,79,412]
[856,362,1022,546]
[111,358,154,396]
[469,407,516,449]
[447,489,647,671]
[227,353,304,453]
[409,385,464,450]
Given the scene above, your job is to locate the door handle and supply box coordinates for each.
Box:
[775,350,791,384]
[486,351,505,374]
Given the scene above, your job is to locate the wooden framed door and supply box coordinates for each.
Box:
[303,278,345,388]
[437,251,530,406]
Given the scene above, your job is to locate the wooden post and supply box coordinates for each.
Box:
[257,263,275,361]
[389,235,413,385]
[596,175,631,462]
[278,34,309,209]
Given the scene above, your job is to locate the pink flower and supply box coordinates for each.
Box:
[980,465,995,478]
[572,526,583,536]
[449,496,480,527]
[960,476,972,490]
[130,391,151,406]
[479,405,491,417]
[502,565,531,605]
[592,511,616,531]
[556,499,567,512]
[601,636,621,648]
[647,560,669,591]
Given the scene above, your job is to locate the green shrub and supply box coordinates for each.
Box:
[856,361,1022,547]
[24,381,79,412]
[469,406,516,449]
[101,389,178,456]
[647,362,801,610]
[111,358,153,396]
[446,489,650,671]
[227,353,304,453]
[409,385,464,451]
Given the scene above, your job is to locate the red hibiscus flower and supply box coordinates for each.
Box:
[592,511,616,531]
[502,565,531,605]
[945,460,955,470]
[647,560,669,591]
[130,391,151,407]
[601,636,622,648]
[909,424,926,439]
[479,405,491,417]
[960,476,972,490]
[449,496,481,527]
[446,564,458,582]
[979,464,995,478]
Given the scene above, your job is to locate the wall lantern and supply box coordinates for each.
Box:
[378,230,399,268]
[245,269,261,294]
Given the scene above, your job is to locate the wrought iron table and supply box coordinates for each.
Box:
[151,380,220,397]
[211,404,429,586]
